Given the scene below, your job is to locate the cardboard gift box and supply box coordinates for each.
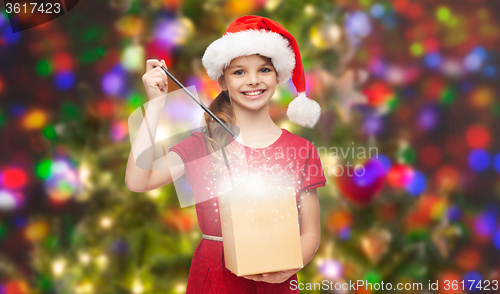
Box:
[218,183,303,276]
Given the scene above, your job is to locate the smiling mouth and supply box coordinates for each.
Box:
[241,90,266,96]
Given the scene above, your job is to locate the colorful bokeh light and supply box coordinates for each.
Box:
[468,149,489,172]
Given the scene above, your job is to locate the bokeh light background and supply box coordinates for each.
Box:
[0,0,499,293]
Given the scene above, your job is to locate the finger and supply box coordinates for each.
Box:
[246,274,263,281]
[243,275,257,281]
[146,59,162,72]
[145,76,165,91]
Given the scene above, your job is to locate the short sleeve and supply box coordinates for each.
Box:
[168,132,204,181]
[300,142,327,192]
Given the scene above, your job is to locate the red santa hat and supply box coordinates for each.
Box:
[201,15,321,128]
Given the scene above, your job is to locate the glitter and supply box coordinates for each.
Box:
[215,209,218,212]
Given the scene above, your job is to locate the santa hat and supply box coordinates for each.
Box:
[201,15,321,128]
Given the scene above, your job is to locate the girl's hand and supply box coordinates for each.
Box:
[142,59,168,100]
[242,268,300,284]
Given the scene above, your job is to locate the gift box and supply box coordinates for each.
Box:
[218,182,303,276]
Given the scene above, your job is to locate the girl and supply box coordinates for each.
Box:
[126,15,326,293]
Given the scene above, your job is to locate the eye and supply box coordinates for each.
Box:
[234,70,244,75]
[261,68,271,73]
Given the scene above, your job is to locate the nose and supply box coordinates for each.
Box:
[247,71,260,86]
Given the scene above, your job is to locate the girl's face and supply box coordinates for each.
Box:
[219,54,278,111]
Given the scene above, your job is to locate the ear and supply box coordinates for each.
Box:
[218,76,227,91]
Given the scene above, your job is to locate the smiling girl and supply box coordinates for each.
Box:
[126,15,326,293]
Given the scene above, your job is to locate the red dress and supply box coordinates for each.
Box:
[169,128,326,293]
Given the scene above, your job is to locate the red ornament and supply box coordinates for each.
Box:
[145,40,172,67]
[362,81,394,107]
[2,167,28,189]
[327,210,353,234]
[52,52,74,72]
[162,209,196,232]
[333,159,386,206]
[387,164,413,188]
[3,280,29,294]
[95,99,115,117]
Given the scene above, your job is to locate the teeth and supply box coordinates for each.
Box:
[243,90,264,96]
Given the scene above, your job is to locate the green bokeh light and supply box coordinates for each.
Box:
[398,146,417,164]
[128,92,144,110]
[0,110,6,128]
[36,160,52,180]
[407,228,429,242]
[43,125,56,139]
[35,274,53,292]
[0,223,7,240]
[36,60,53,76]
[410,43,423,56]
[82,26,106,41]
[437,7,451,22]
[61,102,82,121]
[43,235,59,252]
[80,47,106,63]
[388,95,399,112]
[360,0,372,8]
[440,86,456,105]
[364,270,382,284]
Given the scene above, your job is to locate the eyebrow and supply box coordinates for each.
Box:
[227,63,271,70]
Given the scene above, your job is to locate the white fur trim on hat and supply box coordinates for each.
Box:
[202,29,296,84]
[287,92,321,128]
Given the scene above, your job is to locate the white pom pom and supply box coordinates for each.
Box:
[286,92,321,128]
